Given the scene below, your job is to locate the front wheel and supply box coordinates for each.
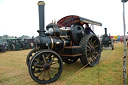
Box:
[26,49,36,66]
[28,49,63,84]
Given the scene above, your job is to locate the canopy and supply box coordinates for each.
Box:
[57,15,102,27]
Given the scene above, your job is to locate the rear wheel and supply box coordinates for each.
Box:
[9,44,15,51]
[20,42,25,50]
[28,49,63,84]
[80,34,101,66]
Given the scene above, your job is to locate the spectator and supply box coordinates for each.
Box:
[30,43,34,49]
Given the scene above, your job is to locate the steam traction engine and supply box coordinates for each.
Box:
[101,28,114,50]
[26,1,102,84]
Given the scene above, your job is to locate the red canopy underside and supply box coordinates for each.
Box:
[57,15,102,27]
[57,15,82,27]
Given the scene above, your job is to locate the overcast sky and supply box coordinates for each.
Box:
[0,0,128,37]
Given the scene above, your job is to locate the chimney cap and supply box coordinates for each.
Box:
[37,1,45,5]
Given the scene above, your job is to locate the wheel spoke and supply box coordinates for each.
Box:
[88,57,92,61]
[43,70,46,80]
[90,37,93,44]
[51,62,58,65]
[46,54,52,59]
[47,70,50,79]
[92,53,100,61]
[50,58,58,66]
[53,59,58,63]
[49,69,54,72]
[34,63,43,68]
[37,70,44,78]
[46,55,52,63]
[87,45,91,49]
[87,42,92,48]
[42,55,47,64]
[89,56,93,62]
[49,55,55,65]
[92,40,97,45]
[34,69,42,73]
[94,45,98,48]
[50,66,59,69]
[95,51,98,54]
[87,53,91,57]
[92,55,97,59]
[37,58,43,64]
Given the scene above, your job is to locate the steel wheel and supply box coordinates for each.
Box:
[111,40,114,50]
[28,49,63,84]
[9,44,15,51]
[80,34,101,66]
[20,42,25,50]
[26,49,36,66]
[62,57,79,64]
[111,44,114,50]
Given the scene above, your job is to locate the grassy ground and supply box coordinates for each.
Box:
[0,42,128,85]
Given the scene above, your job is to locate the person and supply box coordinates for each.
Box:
[120,38,123,43]
[30,43,34,49]
[85,24,95,35]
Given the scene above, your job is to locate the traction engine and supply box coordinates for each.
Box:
[101,28,114,50]
[26,1,102,84]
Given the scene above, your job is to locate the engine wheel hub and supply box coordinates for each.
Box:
[90,47,95,53]
[44,64,50,70]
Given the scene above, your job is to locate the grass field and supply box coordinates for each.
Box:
[0,42,128,85]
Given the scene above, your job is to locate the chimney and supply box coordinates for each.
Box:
[104,28,107,35]
[37,1,45,37]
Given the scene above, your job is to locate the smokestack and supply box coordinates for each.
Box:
[37,1,45,37]
[104,28,107,35]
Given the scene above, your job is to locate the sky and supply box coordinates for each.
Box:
[0,0,128,37]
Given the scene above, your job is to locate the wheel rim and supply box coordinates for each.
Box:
[26,49,36,66]
[86,36,101,66]
[29,50,63,84]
